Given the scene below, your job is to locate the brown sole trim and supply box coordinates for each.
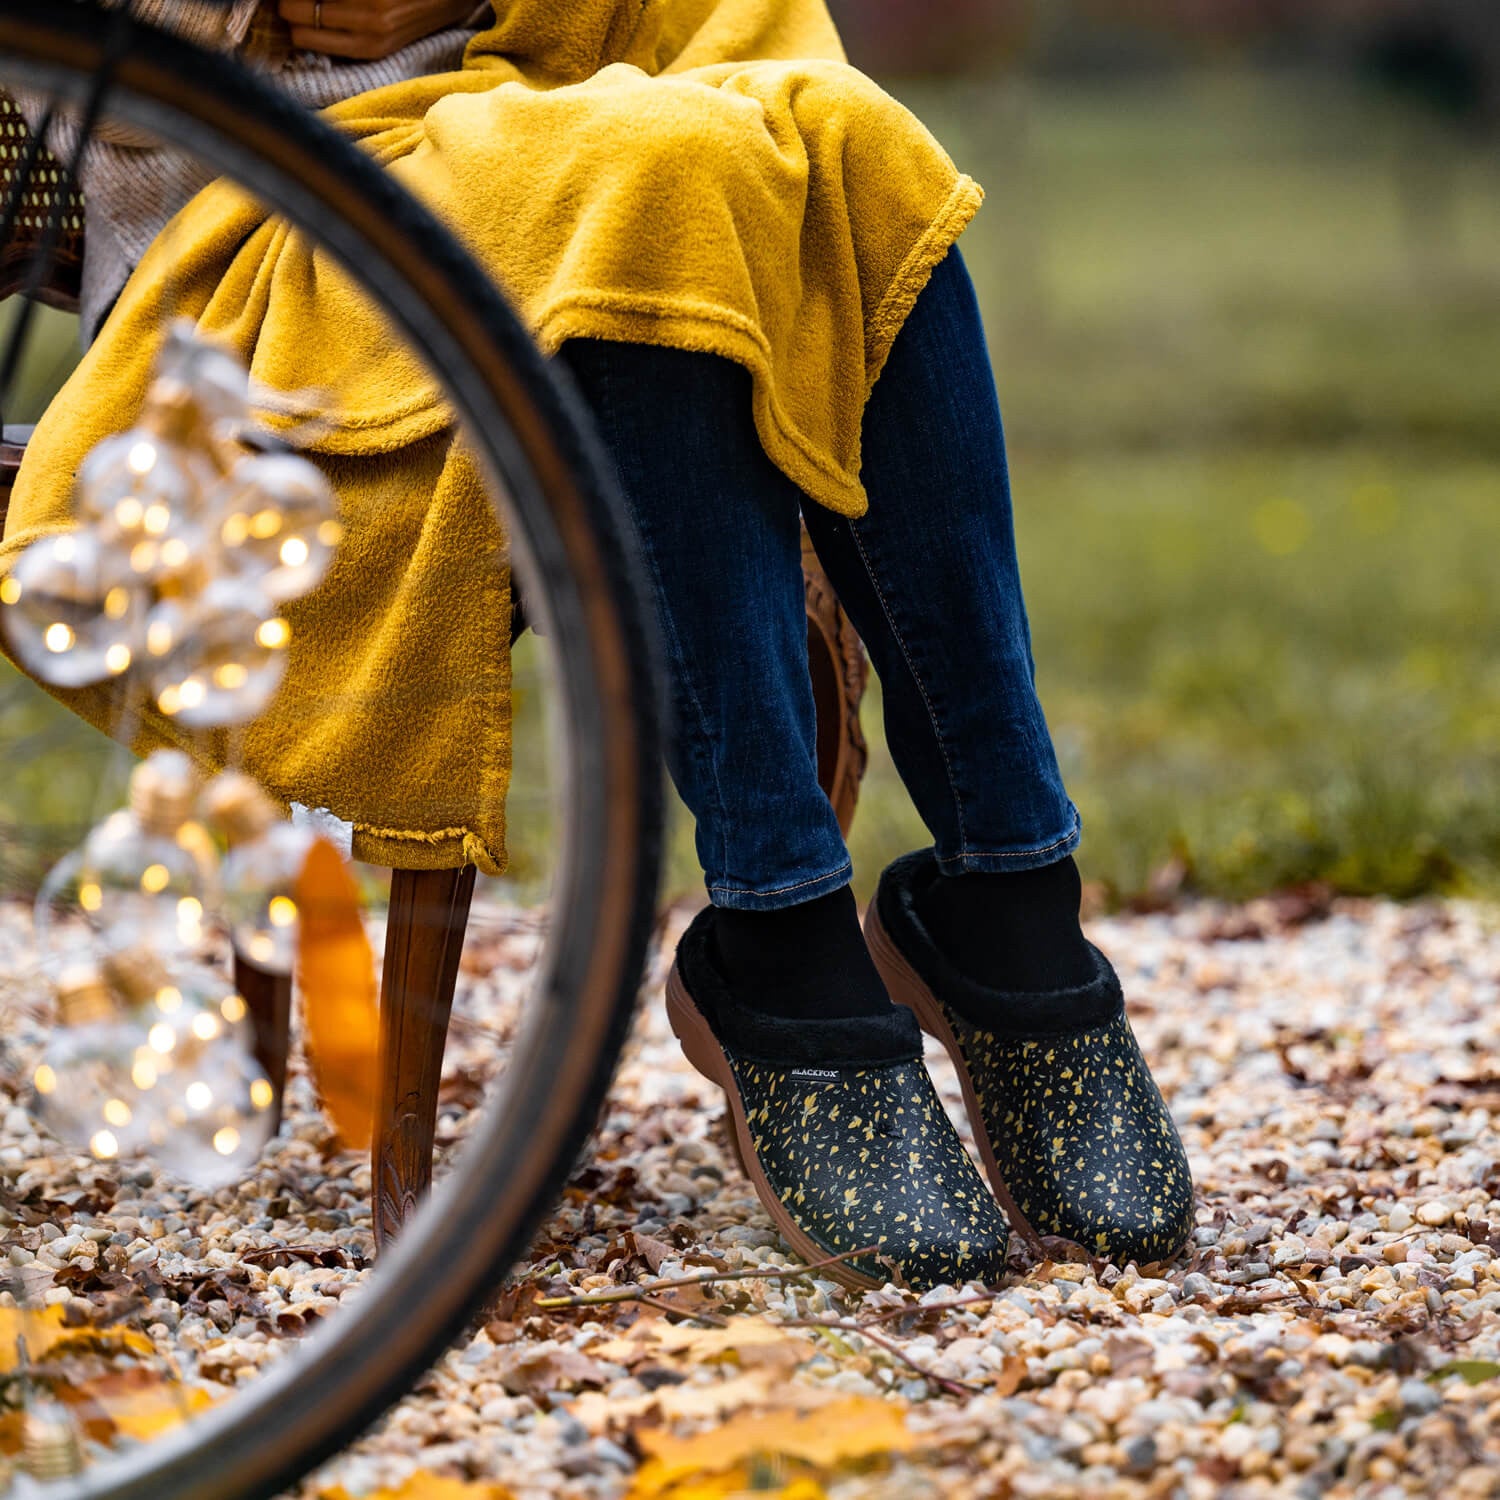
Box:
[864,904,1047,1259]
[663,964,884,1293]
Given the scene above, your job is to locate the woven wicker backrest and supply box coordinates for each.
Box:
[0,91,85,311]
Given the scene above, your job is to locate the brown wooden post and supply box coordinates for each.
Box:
[372,864,476,1250]
[233,953,292,1137]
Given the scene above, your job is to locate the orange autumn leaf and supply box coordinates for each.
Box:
[628,1395,915,1498]
[322,1477,515,1500]
[632,1474,825,1500]
[296,836,379,1150]
[66,1366,216,1442]
[0,1306,155,1370]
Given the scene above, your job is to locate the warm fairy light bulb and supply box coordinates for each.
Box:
[22,1395,83,1481]
[200,770,314,974]
[65,751,213,961]
[33,952,276,1185]
[75,427,205,576]
[142,1039,276,1185]
[221,823,313,974]
[31,967,151,1161]
[215,451,341,602]
[118,958,274,1186]
[149,577,289,728]
[0,530,146,688]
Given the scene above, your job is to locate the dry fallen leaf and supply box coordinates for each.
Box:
[627,1395,915,1498]
[650,1317,817,1374]
[990,1351,1027,1396]
[495,1345,612,1399]
[0,1305,155,1369]
[322,1478,514,1500]
[66,1366,216,1442]
[296,836,380,1150]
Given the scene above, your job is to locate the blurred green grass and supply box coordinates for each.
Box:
[5,68,1499,903]
[843,68,1500,904]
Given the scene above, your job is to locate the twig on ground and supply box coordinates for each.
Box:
[780,1314,983,1398]
[858,1291,999,1326]
[533,1244,881,1309]
[636,1293,730,1327]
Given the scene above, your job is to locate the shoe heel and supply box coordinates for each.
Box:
[864,902,945,1040]
[665,965,731,1088]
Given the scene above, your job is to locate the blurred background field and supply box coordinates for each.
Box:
[5,0,1500,905]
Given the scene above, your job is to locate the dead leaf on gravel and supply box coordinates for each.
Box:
[627,1395,915,1498]
[496,1346,612,1398]
[651,1318,816,1373]
[0,1305,155,1368]
[569,1368,788,1435]
[63,1366,216,1442]
[322,1478,514,1500]
[1104,1337,1156,1378]
[990,1352,1027,1396]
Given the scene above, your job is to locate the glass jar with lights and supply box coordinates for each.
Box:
[202,770,312,974]
[213,449,343,602]
[0,529,146,689]
[68,750,215,963]
[0,321,330,730]
[104,948,278,1185]
[30,965,152,1166]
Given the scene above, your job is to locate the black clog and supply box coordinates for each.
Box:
[666,906,1010,1292]
[866,851,1195,1267]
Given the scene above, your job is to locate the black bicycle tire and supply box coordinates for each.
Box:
[0,5,663,1498]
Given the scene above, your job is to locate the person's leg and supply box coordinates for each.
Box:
[554,338,893,1027]
[806,247,1193,1265]
[555,336,1012,1292]
[801,245,1092,995]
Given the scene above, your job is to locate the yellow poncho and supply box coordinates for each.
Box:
[2,0,981,873]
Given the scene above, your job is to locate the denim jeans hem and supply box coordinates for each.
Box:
[933,808,1082,875]
[707,861,853,911]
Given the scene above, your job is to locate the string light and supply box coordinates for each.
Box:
[0,321,339,723]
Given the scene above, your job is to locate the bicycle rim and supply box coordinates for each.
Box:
[0,3,662,1496]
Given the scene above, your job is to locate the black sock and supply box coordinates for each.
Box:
[710,885,894,1021]
[915,856,1095,994]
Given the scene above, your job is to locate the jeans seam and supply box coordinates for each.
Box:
[707,860,853,899]
[847,521,968,852]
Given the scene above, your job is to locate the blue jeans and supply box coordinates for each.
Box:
[557,247,1079,910]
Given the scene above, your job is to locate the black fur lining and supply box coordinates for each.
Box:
[875,850,1125,1036]
[675,905,923,1066]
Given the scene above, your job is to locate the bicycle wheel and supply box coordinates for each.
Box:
[0,3,661,1497]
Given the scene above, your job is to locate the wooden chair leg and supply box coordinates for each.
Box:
[802,524,870,836]
[233,954,292,1137]
[373,864,476,1250]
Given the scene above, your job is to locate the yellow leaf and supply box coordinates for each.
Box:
[0,1306,155,1369]
[322,1477,514,1500]
[68,1367,216,1441]
[628,1396,914,1498]
[296,837,379,1150]
[633,1471,826,1500]
[650,1317,816,1373]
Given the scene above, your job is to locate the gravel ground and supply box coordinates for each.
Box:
[3,892,1500,1498]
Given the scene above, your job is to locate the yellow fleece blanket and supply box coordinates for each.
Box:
[2,0,982,873]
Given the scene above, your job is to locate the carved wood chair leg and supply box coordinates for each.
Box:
[373,864,477,1251]
[802,525,870,836]
[233,954,292,1137]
